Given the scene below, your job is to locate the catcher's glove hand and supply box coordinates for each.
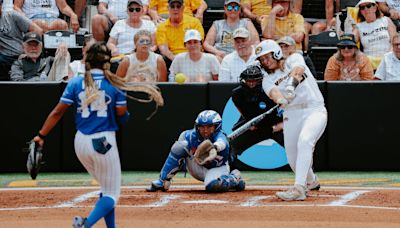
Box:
[24,140,44,180]
[194,139,217,166]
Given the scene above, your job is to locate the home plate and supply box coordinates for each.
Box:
[181,200,228,204]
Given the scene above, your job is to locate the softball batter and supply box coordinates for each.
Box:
[33,42,163,227]
[255,40,327,201]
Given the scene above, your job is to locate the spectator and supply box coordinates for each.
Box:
[116,30,167,82]
[66,0,87,27]
[10,32,70,81]
[69,35,96,77]
[107,0,156,58]
[324,33,374,81]
[353,0,397,69]
[14,0,79,32]
[0,0,42,81]
[148,0,207,24]
[92,0,150,41]
[155,0,204,68]
[219,27,256,82]
[169,29,219,82]
[261,0,305,50]
[310,0,336,34]
[375,33,400,80]
[203,0,259,62]
[277,36,318,77]
[377,0,400,31]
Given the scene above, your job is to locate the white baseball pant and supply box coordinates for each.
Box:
[74,131,121,202]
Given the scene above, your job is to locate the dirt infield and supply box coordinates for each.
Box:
[1,186,400,228]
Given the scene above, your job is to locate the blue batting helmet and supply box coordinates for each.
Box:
[195,110,222,134]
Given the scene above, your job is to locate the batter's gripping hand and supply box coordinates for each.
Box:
[194,139,217,166]
[24,140,44,180]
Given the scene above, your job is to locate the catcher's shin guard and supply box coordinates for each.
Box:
[205,171,246,192]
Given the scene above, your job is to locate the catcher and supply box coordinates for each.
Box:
[146,110,245,192]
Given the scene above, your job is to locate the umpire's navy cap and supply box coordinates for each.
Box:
[23,32,42,44]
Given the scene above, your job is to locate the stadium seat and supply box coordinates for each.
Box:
[340,0,359,10]
[301,0,325,23]
[203,0,224,34]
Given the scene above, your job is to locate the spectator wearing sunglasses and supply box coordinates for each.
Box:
[117,29,167,82]
[107,0,156,59]
[156,0,204,68]
[353,0,397,69]
[375,33,400,80]
[91,0,150,41]
[261,0,305,51]
[148,0,207,25]
[324,33,374,81]
[203,0,259,62]
[169,29,220,82]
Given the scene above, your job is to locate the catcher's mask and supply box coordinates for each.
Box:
[195,110,222,138]
[240,65,263,89]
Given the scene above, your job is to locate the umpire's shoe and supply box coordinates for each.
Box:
[146,179,170,192]
[73,216,88,228]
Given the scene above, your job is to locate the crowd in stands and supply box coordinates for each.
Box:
[1,0,400,82]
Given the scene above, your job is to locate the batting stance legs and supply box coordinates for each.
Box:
[283,107,327,190]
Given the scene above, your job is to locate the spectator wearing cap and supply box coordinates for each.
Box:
[261,0,305,51]
[353,0,396,69]
[149,0,207,24]
[10,32,55,81]
[324,33,374,81]
[375,33,400,80]
[116,29,167,82]
[203,0,259,62]
[377,0,400,32]
[0,0,42,81]
[107,0,156,58]
[277,36,317,77]
[219,27,256,82]
[91,0,150,42]
[155,0,204,68]
[14,0,79,33]
[169,29,219,82]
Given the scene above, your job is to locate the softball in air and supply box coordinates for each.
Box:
[175,73,187,84]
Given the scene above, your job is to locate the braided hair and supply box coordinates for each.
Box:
[84,42,164,119]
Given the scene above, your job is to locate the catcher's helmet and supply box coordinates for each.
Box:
[240,65,263,81]
[255,39,283,60]
[195,110,222,135]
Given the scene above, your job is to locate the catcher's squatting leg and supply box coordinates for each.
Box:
[205,170,245,192]
[146,140,188,192]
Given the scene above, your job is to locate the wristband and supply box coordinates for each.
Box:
[38,132,46,140]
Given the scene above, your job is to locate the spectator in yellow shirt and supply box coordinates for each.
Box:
[149,0,207,24]
[156,0,204,67]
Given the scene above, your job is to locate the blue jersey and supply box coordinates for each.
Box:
[60,69,127,134]
[184,129,230,169]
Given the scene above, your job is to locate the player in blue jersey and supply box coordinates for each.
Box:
[146,110,246,192]
[33,42,163,228]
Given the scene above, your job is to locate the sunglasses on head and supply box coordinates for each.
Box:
[128,7,141,12]
[226,5,240,11]
[169,2,182,9]
[138,38,151,45]
[359,3,375,10]
[339,45,355,49]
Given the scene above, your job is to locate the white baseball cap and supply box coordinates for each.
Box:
[277,36,295,46]
[356,0,376,7]
[255,39,283,60]
[233,27,250,39]
[184,29,201,43]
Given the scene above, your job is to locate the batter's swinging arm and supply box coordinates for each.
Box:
[227,104,279,142]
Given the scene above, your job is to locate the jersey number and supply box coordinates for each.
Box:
[78,90,108,118]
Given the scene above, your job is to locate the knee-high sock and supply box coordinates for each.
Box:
[87,195,115,227]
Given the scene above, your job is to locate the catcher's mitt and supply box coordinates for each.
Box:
[194,139,217,166]
[24,140,44,180]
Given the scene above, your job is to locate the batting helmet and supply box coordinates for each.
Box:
[195,110,222,136]
[255,39,283,60]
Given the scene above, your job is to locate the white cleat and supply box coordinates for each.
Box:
[276,184,306,201]
[307,176,321,191]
